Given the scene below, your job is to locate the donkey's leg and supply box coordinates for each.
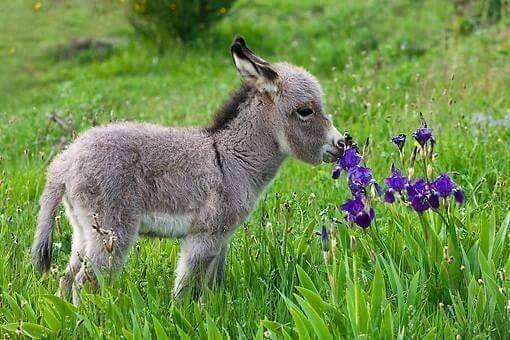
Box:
[210,243,228,288]
[58,197,87,300]
[173,234,227,299]
[71,212,138,305]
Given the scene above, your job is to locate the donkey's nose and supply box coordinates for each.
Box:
[333,135,345,151]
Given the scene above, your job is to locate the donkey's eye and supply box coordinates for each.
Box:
[296,108,314,120]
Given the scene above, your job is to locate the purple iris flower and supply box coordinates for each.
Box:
[453,188,465,204]
[429,191,440,209]
[406,178,428,197]
[384,189,396,203]
[337,148,361,170]
[348,166,373,196]
[385,169,408,192]
[391,134,407,151]
[412,127,432,146]
[406,178,430,213]
[355,208,375,229]
[340,196,375,229]
[431,173,456,198]
[348,166,373,186]
[341,196,365,216]
[332,166,341,179]
[410,195,430,212]
[320,225,330,251]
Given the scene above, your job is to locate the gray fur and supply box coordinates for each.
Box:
[31,36,345,304]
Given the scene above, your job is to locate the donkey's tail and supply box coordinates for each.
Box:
[31,180,65,272]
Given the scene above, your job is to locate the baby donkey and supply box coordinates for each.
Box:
[32,37,345,304]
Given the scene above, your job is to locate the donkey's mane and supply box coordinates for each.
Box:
[206,84,252,133]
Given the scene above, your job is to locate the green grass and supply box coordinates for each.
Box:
[1,0,509,338]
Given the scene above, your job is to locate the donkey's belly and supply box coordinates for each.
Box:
[139,213,193,238]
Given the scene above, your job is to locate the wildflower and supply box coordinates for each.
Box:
[340,196,374,228]
[429,190,440,209]
[453,188,465,204]
[431,173,456,197]
[332,147,362,179]
[385,168,408,192]
[320,225,331,251]
[337,148,361,170]
[332,166,341,179]
[391,133,406,151]
[406,178,430,213]
[413,127,432,146]
[343,132,355,149]
[406,178,428,199]
[384,189,396,203]
[347,165,373,196]
[430,173,466,205]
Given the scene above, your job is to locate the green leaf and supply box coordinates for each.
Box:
[176,325,192,340]
[296,264,318,293]
[3,292,23,320]
[172,306,193,333]
[142,318,151,338]
[2,322,53,338]
[288,306,311,340]
[122,328,135,340]
[40,294,77,320]
[128,281,146,311]
[40,304,60,333]
[423,328,437,340]
[260,319,285,337]
[407,270,420,308]
[370,261,386,321]
[254,323,265,340]
[206,313,223,340]
[380,303,393,339]
[354,281,370,334]
[295,286,333,314]
[479,210,496,257]
[493,211,509,261]
[152,315,169,340]
[294,294,333,340]
[380,256,405,320]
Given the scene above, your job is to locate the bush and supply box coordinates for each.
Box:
[127,0,236,43]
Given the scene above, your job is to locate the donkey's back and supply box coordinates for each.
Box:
[54,122,220,214]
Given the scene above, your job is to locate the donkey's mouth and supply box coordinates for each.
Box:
[322,150,340,163]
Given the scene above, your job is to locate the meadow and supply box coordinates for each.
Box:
[0,0,509,338]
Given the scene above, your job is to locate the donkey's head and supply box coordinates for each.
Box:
[230,36,344,165]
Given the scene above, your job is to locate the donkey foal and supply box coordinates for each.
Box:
[32,37,345,304]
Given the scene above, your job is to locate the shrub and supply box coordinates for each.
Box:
[127,0,236,43]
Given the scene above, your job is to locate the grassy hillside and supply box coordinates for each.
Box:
[0,0,509,338]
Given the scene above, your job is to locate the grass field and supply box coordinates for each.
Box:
[1,0,509,338]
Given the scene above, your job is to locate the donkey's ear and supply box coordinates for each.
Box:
[231,36,278,92]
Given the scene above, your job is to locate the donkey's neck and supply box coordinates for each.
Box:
[210,104,285,193]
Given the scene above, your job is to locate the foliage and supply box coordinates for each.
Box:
[0,0,509,338]
[126,0,236,43]
[450,0,508,35]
